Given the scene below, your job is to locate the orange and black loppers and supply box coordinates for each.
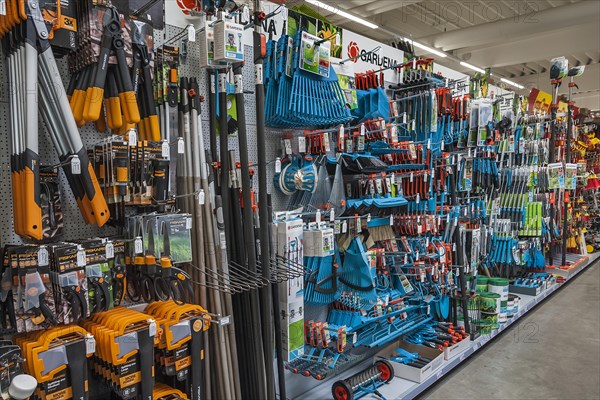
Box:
[1,0,110,237]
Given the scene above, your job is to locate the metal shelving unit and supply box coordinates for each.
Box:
[292,252,600,399]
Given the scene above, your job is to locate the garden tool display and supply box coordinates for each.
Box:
[265,31,352,128]
[1,0,107,235]
[145,300,209,400]
[16,325,93,400]
[82,307,156,400]
[81,5,140,125]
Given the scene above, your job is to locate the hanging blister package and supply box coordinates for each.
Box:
[199,25,228,69]
[565,163,577,190]
[547,162,565,189]
[156,214,193,263]
[39,168,64,240]
[213,19,244,63]
[477,98,493,146]
[468,100,479,147]
[298,31,330,78]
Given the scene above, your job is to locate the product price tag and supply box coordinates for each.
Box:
[71,156,81,175]
[162,141,170,158]
[188,25,196,42]
[275,158,281,173]
[330,208,335,222]
[178,137,185,154]
[218,315,231,326]
[390,215,394,226]
[298,136,306,153]
[342,221,347,234]
[323,133,331,152]
[38,247,48,266]
[148,320,157,337]
[198,190,205,205]
[360,124,365,136]
[316,210,321,223]
[284,139,292,155]
[135,237,143,254]
[105,242,114,259]
[85,335,96,355]
[77,248,87,267]
[186,217,193,230]
[128,130,137,146]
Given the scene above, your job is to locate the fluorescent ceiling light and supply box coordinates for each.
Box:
[460,61,486,74]
[408,39,447,58]
[500,77,525,89]
[305,0,378,29]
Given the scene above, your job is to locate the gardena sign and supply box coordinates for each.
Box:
[343,30,403,82]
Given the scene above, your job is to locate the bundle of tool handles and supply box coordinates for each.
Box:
[1,0,109,240]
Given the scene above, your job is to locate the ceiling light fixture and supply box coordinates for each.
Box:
[500,77,525,89]
[460,61,486,74]
[305,0,379,29]
[407,39,447,58]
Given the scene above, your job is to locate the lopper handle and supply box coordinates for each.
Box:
[115,46,140,124]
[83,40,111,122]
[21,149,43,239]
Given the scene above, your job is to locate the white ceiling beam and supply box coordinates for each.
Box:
[345,0,425,16]
[419,1,599,51]
[456,23,599,68]
[411,2,461,30]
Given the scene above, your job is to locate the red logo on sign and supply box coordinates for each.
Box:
[347,41,360,63]
[176,0,201,15]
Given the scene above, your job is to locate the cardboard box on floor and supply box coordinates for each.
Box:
[375,341,444,383]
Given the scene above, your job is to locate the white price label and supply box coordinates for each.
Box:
[128,130,137,146]
[134,237,143,254]
[105,242,114,259]
[255,64,263,85]
[275,158,282,173]
[360,124,365,136]
[218,315,231,326]
[186,217,193,230]
[85,335,96,355]
[178,137,185,154]
[330,208,335,222]
[71,156,81,175]
[316,210,321,223]
[284,139,292,155]
[390,215,394,226]
[188,25,196,41]
[342,221,347,233]
[323,133,331,152]
[77,249,87,267]
[38,247,49,266]
[162,141,170,158]
[198,190,205,205]
[298,136,306,153]
[148,320,157,337]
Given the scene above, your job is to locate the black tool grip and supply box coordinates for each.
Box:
[65,339,88,400]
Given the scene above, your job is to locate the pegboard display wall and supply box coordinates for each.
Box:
[0,23,286,245]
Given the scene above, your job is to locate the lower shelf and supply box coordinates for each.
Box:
[291,252,600,400]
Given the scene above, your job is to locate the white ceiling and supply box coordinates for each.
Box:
[293,0,600,109]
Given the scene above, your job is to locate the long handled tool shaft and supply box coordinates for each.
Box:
[253,5,282,397]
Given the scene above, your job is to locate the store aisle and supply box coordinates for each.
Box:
[420,262,600,400]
